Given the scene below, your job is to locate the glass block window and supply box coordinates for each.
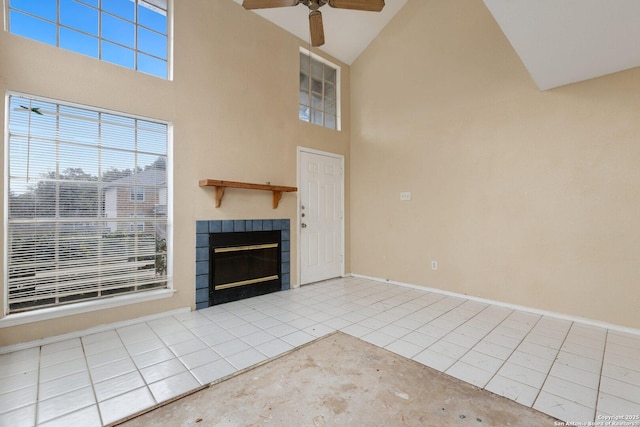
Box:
[299,50,340,130]
[6,94,170,314]
[7,0,170,79]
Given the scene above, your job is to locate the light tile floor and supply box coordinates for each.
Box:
[1,277,640,426]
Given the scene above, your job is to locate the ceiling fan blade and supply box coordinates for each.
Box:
[309,10,325,47]
[242,0,300,10]
[328,0,384,12]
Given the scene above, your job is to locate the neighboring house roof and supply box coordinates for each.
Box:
[104,168,167,189]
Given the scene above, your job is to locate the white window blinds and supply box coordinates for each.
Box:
[6,95,169,314]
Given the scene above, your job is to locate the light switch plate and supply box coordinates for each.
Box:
[400,192,411,201]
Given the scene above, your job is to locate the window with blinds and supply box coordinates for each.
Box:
[299,50,340,130]
[6,94,170,314]
[7,0,170,79]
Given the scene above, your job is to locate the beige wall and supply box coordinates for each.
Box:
[350,0,640,329]
[0,0,351,346]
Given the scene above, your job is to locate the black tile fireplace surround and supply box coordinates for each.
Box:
[195,219,290,309]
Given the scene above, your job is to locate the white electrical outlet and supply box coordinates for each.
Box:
[431,260,438,270]
[400,192,411,201]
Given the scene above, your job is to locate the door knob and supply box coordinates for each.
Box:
[301,223,307,228]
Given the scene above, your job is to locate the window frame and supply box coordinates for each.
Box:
[299,47,341,131]
[2,91,174,325]
[5,0,173,80]
[130,187,145,202]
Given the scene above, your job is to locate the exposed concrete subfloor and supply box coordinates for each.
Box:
[119,332,558,427]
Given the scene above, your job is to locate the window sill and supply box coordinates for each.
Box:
[0,288,176,329]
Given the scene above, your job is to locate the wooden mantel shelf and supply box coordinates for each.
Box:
[199,179,297,209]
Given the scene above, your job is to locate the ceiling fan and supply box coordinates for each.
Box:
[242,0,385,47]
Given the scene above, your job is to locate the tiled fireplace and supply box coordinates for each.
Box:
[195,219,290,309]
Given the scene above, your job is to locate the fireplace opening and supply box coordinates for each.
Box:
[209,230,281,305]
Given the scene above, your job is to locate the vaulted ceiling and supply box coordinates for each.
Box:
[232,0,640,90]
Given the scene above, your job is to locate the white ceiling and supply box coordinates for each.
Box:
[233,0,640,90]
[231,0,408,64]
[484,0,640,90]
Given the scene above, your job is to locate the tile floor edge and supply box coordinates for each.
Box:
[0,307,192,355]
[349,273,640,337]
[108,331,341,426]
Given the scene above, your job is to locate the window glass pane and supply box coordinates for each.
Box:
[60,28,99,58]
[138,128,167,155]
[102,41,135,69]
[299,90,309,107]
[311,93,323,110]
[10,0,57,21]
[300,72,309,90]
[101,119,136,151]
[299,105,310,122]
[324,114,336,130]
[102,0,135,22]
[325,66,336,84]
[59,182,100,217]
[21,140,58,180]
[138,27,167,59]
[311,109,323,125]
[9,138,30,179]
[102,14,135,48]
[137,153,163,171]
[101,150,136,180]
[311,78,322,94]
[139,2,167,34]
[138,52,167,78]
[60,0,98,36]
[9,11,56,46]
[59,144,99,178]
[33,182,57,218]
[8,181,35,218]
[300,53,310,73]
[58,107,100,146]
[324,82,335,100]
[11,100,58,140]
[325,99,336,115]
[311,59,323,78]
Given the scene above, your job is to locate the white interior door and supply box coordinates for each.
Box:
[298,148,344,285]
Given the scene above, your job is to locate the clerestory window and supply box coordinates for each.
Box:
[299,49,340,130]
[7,0,170,79]
[6,93,170,314]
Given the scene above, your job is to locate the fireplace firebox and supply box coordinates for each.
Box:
[209,230,281,305]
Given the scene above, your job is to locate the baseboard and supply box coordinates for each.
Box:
[349,273,640,337]
[0,307,191,355]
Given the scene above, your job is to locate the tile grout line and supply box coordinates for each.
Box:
[477,313,545,401]
[529,320,575,414]
[462,307,536,391]
[80,336,104,427]
[593,328,610,419]
[35,346,42,427]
